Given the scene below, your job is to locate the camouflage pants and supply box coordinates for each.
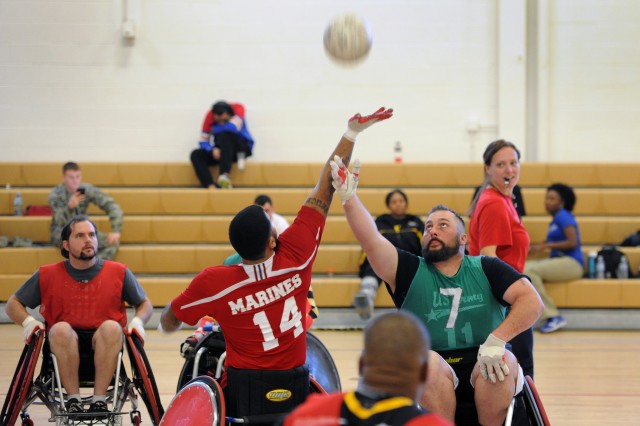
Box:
[97,232,119,260]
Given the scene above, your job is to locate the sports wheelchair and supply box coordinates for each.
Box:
[454,375,550,426]
[1,328,164,426]
[161,326,341,425]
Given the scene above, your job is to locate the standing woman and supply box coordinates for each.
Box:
[468,139,535,378]
[525,183,583,333]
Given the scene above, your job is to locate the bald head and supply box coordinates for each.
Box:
[360,311,431,398]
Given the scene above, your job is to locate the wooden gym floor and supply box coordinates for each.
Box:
[1,325,639,425]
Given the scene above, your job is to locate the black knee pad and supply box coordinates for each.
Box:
[225,365,310,417]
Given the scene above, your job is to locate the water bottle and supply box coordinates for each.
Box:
[13,192,24,216]
[588,252,597,278]
[616,256,629,279]
[394,141,403,163]
[596,255,606,279]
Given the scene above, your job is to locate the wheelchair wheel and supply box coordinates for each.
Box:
[125,332,164,425]
[306,331,341,393]
[160,376,225,426]
[523,376,550,426]
[176,331,226,392]
[1,329,45,426]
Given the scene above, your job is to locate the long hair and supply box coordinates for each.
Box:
[467,139,521,216]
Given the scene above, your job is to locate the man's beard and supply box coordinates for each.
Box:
[422,238,460,263]
[72,248,96,261]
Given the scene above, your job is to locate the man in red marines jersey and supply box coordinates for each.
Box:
[160,107,393,417]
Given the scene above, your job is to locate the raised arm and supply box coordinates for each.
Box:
[304,107,393,216]
[342,193,400,290]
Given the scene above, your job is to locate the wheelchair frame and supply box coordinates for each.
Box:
[169,328,340,425]
[1,329,164,426]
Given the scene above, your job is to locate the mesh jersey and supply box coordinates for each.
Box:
[39,261,128,329]
[171,206,325,370]
[283,391,453,426]
[393,252,524,351]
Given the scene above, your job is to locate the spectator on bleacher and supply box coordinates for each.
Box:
[6,214,153,417]
[467,139,535,379]
[330,158,542,424]
[282,311,452,426]
[353,189,425,320]
[525,183,583,333]
[160,107,393,419]
[255,194,289,235]
[49,162,123,260]
[190,101,254,189]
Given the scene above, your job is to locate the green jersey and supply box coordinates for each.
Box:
[393,253,523,351]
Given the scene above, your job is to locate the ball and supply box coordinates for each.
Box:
[323,13,372,63]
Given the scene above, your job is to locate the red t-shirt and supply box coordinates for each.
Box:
[171,206,325,370]
[39,261,128,329]
[468,187,530,273]
[283,392,453,426]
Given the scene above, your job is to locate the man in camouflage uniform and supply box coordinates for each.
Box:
[49,162,123,260]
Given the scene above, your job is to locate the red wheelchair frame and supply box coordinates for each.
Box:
[1,328,164,426]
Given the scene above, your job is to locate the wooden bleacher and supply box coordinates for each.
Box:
[1,162,639,309]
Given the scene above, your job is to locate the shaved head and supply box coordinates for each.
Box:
[360,311,431,398]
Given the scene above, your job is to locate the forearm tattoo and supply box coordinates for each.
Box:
[305,197,330,215]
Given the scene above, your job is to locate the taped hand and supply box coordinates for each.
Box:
[477,333,510,384]
[127,317,146,342]
[343,107,394,142]
[330,156,360,205]
[22,315,44,344]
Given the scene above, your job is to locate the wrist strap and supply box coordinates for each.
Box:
[343,129,359,142]
[22,315,35,327]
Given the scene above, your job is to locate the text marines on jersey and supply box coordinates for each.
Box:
[228,274,303,315]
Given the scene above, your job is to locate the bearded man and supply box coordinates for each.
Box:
[330,156,542,426]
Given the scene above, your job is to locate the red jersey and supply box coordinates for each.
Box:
[39,261,128,329]
[283,392,453,426]
[469,187,530,272]
[201,102,246,132]
[171,206,325,370]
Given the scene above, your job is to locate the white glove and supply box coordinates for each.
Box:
[22,315,44,344]
[127,317,145,341]
[330,156,360,205]
[477,333,510,384]
[343,107,394,142]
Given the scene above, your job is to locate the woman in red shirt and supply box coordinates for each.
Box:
[467,139,535,379]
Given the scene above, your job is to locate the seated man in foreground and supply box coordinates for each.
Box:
[331,158,543,425]
[283,311,452,425]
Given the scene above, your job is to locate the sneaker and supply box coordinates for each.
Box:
[65,398,84,414]
[217,174,233,189]
[88,400,109,419]
[539,316,567,333]
[353,291,373,320]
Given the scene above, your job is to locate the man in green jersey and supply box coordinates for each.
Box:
[330,158,543,426]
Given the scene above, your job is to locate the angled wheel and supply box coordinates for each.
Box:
[306,331,341,393]
[523,376,551,426]
[160,376,225,426]
[125,331,165,425]
[1,329,45,426]
[176,331,226,392]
